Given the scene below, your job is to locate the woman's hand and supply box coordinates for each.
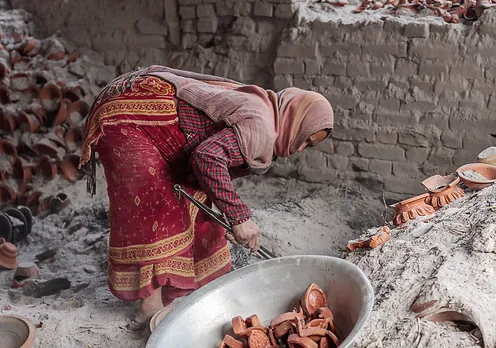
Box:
[226,219,261,253]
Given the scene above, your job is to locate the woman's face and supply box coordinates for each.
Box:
[297,129,330,152]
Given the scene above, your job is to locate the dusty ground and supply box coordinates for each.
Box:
[0,166,386,348]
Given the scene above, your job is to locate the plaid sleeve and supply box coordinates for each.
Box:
[190,127,251,224]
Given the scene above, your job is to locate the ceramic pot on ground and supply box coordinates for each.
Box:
[456,163,496,190]
[0,84,10,103]
[477,147,496,167]
[35,156,58,181]
[17,111,40,133]
[0,315,36,348]
[422,174,465,210]
[0,57,10,81]
[32,138,66,160]
[52,98,71,126]
[64,126,83,153]
[9,72,30,92]
[12,158,35,197]
[61,154,85,183]
[12,262,40,288]
[0,242,17,269]
[0,138,18,165]
[39,83,62,112]
[67,100,89,125]
[0,183,16,204]
[391,193,435,226]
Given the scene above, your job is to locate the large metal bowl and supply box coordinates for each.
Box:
[146,255,374,348]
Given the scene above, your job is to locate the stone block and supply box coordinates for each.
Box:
[384,176,423,194]
[393,162,422,178]
[233,1,252,17]
[333,76,353,89]
[197,17,218,33]
[453,149,479,167]
[362,43,407,58]
[216,1,234,16]
[181,20,196,33]
[370,61,395,75]
[369,159,392,176]
[400,101,436,113]
[293,76,312,89]
[378,98,401,112]
[197,3,216,17]
[398,131,429,147]
[305,59,322,75]
[182,33,197,49]
[376,130,398,144]
[274,58,304,75]
[328,154,350,171]
[350,157,370,172]
[419,63,448,76]
[463,132,495,152]
[179,6,196,19]
[313,76,333,88]
[232,17,256,35]
[395,58,418,76]
[305,150,328,169]
[273,74,293,90]
[357,143,405,161]
[355,79,387,92]
[441,130,463,149]
[409,41,458,60]
[404,23,429,38]
[335,141,354,156]
[274,4,293,19]
[178,0,200,4]
[297,167,338,183]
[428,147,455,167]
[405,146,430,162]
[322,61,346,75]
[320,43,360,57]
[135,18,167,35]
[278,41,319,58]
[346,62,370,77]
[314,138,334,154]
[253,2,273,17]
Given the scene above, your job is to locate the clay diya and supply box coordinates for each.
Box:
[390,193,435,226]
[64,126,83,153]
[0,138,18,164]
[0,242,18,269]
[35,156,58,181]
[220,283,340,348]
[422,174,464,210]
[17,111,41,133]
[52,98,72,126]
[0,84,10,103]
[32,138,66,160]
[10,72,30,92]
[67,100,90,125]
[477,147,496,167]
[0,183,16,204]
[0,57,10,81]
[0,315,36,348]
[61,154,85,183]
[12,262,40,288]
[39,83,62,112]
[456,163,496,190]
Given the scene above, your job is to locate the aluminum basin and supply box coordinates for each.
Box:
[146,255,374,348]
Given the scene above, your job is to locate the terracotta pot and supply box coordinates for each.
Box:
[10,72,31,92]
[17,111,41,133]
[65,126,83,153]
[0,242,17,269]
[0,57,10,81]
[0,315,36,348]
[477,146,496,167]
[39,82,62,112]
[1,111,17,133]
[391,193,435,226]
[12,158,35,196]
[0,84,9,103]
[61,154,85,183]
[63,86,85,102]
[32,138,66,160]
[456,163,496,190]
[21,85,40,104]
[26,103,47,125]
[35,156,58,181]
[0,138,18,165]
[22,38,41,57]
[47,51,65,61]
[13,262,40,288]
[67,100,89,125]
[13,57,30,71]
[423,175,464,210]
[52,98,72,126]
[65,51,79,65]
[10,50,21,65]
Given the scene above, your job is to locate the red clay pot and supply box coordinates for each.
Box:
[423,174,464,210]
[67,100,89,125]
[0,242,17,269]
[0,84,9,103]
[456,163,496,190]
[10,72,31,92]
[39,82,62,112]
[17,111,41,133]
[63,86,85,102]
[65,126,83,153]
[35,156,58,181]
[391,193,435,226]
[0,138,18,165]
[0,183,16,204]
[61,154,85,183]
[0,57,10,81]
[52,98,72,126]
[47,51,65,61]
[1,111,17,133]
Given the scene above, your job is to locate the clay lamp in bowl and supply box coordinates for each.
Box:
[0,315,36,348]
[422,174,464,210]
[456,163,496,190]
[390,193,435,226]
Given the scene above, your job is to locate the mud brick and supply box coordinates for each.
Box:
[441,130,463,149]
[393,162,422,178]
[179,6,196,19]
[320,43,360,57]
[278,41,319,58]
[274,58,304,75]
[197,4,216,17]
[197,18,218,33]
[398,131,429,147]
[419,63,448,76]
[384,176,423,194]
[409,41,457,59]
[428,147,456,167]
[350,157,370,172]
[274,4,293,18]
[253,2,274,17]
[328,154,350,171]
[322,61,346,75]
[404,23,429,38]
[377,130,398,144]
[395,58,418,76]
[273,74,293,90]
[369,159,392,176]
[335,141,354,156]
[358,143,405,161]
[362,43,407,58]
[305,59,322,75]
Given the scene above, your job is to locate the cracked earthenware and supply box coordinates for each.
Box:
[390,193,435,226]
[422,174,464,210]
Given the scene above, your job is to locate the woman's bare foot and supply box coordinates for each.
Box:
[128,287,164,331]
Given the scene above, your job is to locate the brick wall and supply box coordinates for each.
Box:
[12,0,496,199]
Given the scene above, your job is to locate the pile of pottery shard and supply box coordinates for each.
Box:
[219,283,340,348]
[346,146,496,252]
[0,30,93,216]
[327,0,496,23]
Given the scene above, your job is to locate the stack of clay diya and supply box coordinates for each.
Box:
[219,283,340,348]
[0,31,90,216]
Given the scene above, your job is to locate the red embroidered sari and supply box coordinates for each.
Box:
[81,76,231,303]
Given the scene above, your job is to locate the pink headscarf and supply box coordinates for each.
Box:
[274,88,334,157]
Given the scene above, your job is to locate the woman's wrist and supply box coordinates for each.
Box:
[230,216,250,226]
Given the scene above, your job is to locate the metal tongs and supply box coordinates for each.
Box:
[173,185,276,260]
